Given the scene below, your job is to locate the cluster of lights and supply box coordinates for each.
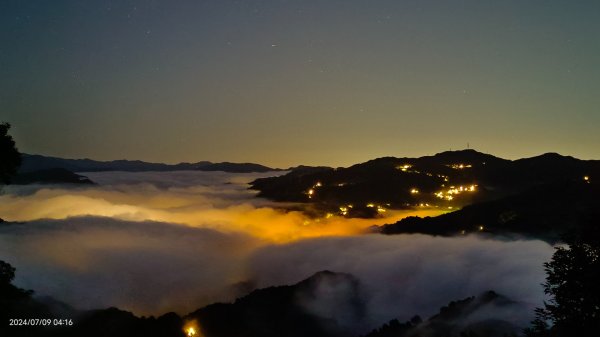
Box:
[306,181,323,199]
[339,204,353,216]
[397,165,452,186]
[302,163,490,214]
[434,185,477,201]
[448,163,472,169]
[397,164,412,172]
[366,203,387,213]
[584,176,590,183]
[395,164,422,174]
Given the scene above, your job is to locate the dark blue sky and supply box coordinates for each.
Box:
[1,0,599,166]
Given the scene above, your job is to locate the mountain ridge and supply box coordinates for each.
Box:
[19,154,282,173]
[249,149,600,218]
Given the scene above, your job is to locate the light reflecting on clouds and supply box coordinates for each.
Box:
[0,171,554,332]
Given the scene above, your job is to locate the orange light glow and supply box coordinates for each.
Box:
[433,184,477,200]
[449,163,472,170]
[184,321,201,337]
[397,164,412,172]
[0,186,449,243]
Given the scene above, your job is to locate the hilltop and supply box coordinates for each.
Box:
[250,149,599,218]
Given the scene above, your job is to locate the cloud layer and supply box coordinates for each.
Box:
[0,171,555,332]
[248,234,553,330]
[0,171,444,242]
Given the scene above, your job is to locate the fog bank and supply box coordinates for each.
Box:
[0,171,554,332]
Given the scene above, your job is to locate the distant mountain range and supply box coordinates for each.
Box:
[19,154,281,174]
[8,154,282,185]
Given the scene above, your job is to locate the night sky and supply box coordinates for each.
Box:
[1,0,599,167]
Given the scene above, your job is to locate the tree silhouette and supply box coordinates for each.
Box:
[525,222,600,337]
[0,260,16,285]
[0,122,22,184]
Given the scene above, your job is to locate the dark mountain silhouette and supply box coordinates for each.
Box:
[19,154,280,173]
[250,149,599,218]
[2,261,527,337]
[186,270,364,337]
[197,162,281,173]
[363,291,521,337]
[2,264,362,337]
[18,154,208,172]
[11,168,94,185]
[379,179,599,242]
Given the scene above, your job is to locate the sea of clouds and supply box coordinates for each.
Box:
[0,171,554,332]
